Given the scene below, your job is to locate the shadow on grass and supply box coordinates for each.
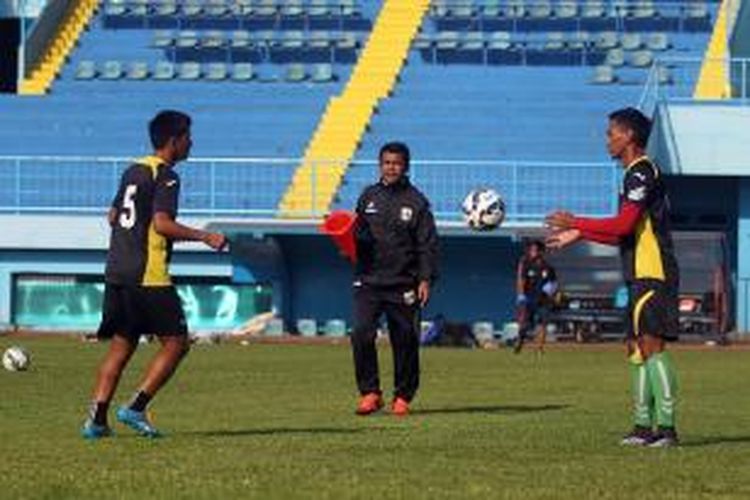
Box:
[185,427,368,437]
[413,404,570,416]
[681,435,750,448]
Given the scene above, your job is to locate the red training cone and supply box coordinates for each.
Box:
[320,210,357,263]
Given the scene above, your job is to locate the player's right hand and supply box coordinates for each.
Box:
[545,211,576,230]
[545,228,580,250]
[203,232,227,251]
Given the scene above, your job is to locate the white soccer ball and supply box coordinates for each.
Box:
[2,346,31,372]
[462,188,505,230]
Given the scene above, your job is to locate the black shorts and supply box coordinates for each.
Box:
[625,280,679,341]
[519,300,550,334]
[97,283,188,341]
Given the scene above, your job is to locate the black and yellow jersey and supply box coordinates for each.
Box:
[619,156,679,286]
[520,256,556,299]
[104,156,180,287]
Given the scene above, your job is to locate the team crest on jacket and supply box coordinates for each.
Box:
[400,206,413,222]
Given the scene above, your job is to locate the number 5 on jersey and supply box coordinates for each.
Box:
[119,184,137,229]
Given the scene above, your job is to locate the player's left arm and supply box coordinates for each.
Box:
[572,202,642,237]
[546,202,642,237]
[415,202,439,306]
[152,171,226,250]
[547,165,653,238]
[153,213,225,249]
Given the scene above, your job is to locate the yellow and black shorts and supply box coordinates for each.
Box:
[625,280,679,341]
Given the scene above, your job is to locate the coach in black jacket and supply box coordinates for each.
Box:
[351,142,439,417]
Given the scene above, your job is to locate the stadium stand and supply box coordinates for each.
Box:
[279,0,431,215]
[329,0,715,215]
[0,0,717,219]
[0,0,374,215]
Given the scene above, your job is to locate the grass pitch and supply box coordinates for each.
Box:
[2,337,750,499]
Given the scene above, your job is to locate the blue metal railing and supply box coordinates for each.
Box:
[0,155,619,221]
[639,56,750,114]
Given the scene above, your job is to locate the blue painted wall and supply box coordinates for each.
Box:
[270,233,519,330]
[736,179,750,331]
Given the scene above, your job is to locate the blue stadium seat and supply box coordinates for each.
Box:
[125,61,149,80]
[100,60,123,80]
[75,60,97,80]
[590,64,616,84]
[628,49,653,68]
[153,60,176,80]
[646,32,670,51]
[285,63,307,82]
[231,62,254,81]
[204,62,228,81]
[620,32,642,51]
[178,61,201,80]
[310,63,335,83]
[604,48,626,67]
[151,29,173,48]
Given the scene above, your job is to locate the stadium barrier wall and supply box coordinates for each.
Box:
[0,248,238,332]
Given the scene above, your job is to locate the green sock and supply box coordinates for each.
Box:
[629,361,653,428]
[646,352,678,429]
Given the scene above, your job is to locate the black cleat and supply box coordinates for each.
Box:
[648,427,679,448]
[620,426,654,447]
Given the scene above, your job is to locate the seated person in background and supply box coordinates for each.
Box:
[514,240,558,354]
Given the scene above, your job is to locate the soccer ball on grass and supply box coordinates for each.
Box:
[2,346,31,372]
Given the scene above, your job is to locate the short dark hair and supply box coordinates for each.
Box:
[527,240,545,253]
[608,107,651,148]
[149,110,192,149]
[379,141,410,170]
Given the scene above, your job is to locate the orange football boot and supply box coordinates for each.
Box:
[391,397,410,417]
[356,392,384,416]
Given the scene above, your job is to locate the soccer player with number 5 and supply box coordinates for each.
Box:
[81,110,226,439]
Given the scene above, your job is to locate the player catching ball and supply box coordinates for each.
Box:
[545,108,680,447]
